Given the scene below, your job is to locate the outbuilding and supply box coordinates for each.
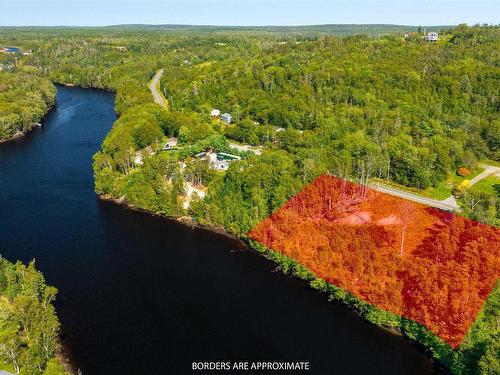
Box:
[163,137,178,150]
[221,113,232,124]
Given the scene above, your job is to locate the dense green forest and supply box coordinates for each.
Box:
[0,257,65,374]
[0,70,55,141]
[0,25,498,374]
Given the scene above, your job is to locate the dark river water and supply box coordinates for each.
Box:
[0,86,440,374]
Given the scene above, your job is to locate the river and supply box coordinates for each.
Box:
[0,86,440,374]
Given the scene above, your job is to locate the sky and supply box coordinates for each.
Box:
[0,0,498,27]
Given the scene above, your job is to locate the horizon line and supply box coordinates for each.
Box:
[0,22,479,28]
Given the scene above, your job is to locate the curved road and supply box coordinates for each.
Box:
[470,164,500,186]
[149,69,168,109]
[372,184,460,211]
[373,164,500,212]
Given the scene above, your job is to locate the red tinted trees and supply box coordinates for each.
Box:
[249,175,500,348]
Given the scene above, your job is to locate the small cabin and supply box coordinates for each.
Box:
[211,109,221,117]
[221,113,232,124]
[163,137,178,150]
[424,32,439,42]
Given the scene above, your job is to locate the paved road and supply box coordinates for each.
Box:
[470,164,500,186]
[149,69,168,109]
[372,184,460,211]
[373,164,499,212]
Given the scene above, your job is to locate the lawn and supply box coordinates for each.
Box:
[471,175,500,197]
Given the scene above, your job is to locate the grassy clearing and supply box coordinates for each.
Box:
[196,61,215,68]
[423,167,486,199]
[374,166,486,201]
[372,178,452,200]
[471,175,500,197]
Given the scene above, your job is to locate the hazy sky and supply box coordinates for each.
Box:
[0,0,498,27]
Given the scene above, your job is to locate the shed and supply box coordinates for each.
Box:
[163,137,178,150]
[221,113,232,124]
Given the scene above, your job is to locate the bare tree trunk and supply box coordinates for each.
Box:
[400,224,407,256]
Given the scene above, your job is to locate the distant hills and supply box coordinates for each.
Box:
[0,24,451,36]
[106,23,452,35]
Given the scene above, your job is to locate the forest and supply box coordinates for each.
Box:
[0,24,498,374]
[0,71,55,141]
[0,257,65,374]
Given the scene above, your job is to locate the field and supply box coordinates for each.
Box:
[249,175,500,348]
[471,175,500,197]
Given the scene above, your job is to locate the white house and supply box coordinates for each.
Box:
[211,109,221,117]
[221,113,232,124]
[424,32,439,42]
[212,160,230,171]
[163,137,178,150]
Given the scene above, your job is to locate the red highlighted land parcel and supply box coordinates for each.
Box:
[249,175,500,348]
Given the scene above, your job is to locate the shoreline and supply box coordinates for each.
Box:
[97,194,242,241]
[0,102,56,144]
[56,349,77,375]
[57,82,115,93]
